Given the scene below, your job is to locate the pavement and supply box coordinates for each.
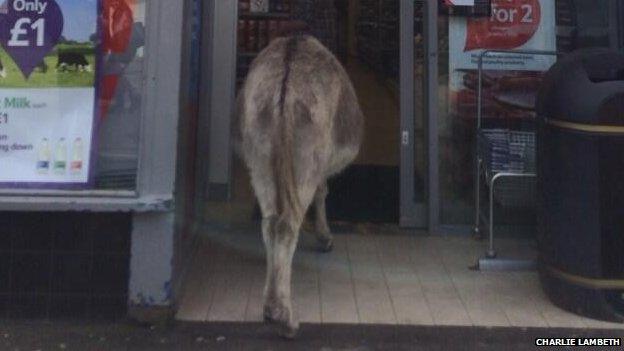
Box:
[0,321,623,350]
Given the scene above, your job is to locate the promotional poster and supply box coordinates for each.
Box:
[0,0,98,187]
[449,0,557,122]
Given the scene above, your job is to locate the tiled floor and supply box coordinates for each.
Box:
[176,224,624,330]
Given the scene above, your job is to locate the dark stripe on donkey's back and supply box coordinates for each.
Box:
[278,36,302,116]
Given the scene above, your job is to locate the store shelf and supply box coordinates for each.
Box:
[237,0,294,91]
[356,0,400,78]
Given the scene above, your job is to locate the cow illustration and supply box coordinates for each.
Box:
[234,35,363,338]
[57,52,92,72]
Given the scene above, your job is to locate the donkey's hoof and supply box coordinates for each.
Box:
[277,321,299,339]
[317,237,333,253]
[263,304,289,324]
[263,305,299,338]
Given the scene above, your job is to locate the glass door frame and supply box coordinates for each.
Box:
[200,0,442,231]
[399,0,439,230]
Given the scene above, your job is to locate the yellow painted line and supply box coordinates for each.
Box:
[545,265,624,290]
[546,118,624,134]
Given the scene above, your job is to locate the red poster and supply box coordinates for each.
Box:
[100,0,136,120]
[449,0,556,121]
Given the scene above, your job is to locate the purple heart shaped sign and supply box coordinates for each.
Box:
[0,0,64,78]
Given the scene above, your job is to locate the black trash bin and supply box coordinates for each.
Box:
[537,48,624,322]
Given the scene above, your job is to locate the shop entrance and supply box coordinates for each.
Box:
[224,0,428,227]
[176,0,624,331]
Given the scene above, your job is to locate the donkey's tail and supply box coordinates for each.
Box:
[272,36,303,231]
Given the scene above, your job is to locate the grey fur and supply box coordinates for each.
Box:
[234,35,363,338]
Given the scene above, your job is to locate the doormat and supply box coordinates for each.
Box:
[2,321,623,350]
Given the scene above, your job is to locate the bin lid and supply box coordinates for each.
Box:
[537,48,624,127]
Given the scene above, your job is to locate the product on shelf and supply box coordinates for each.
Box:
[238,20,247,51]
[250,0,269,13]
[258,20,269,49]
[247,20,258,52]
[237,0,295,89]
[239,0,250,14]
[356,0,401,77]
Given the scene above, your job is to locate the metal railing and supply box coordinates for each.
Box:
[473,49,561,271]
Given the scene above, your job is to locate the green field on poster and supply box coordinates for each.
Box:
[0,43,96,88]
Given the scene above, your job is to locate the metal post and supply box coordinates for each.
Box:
[204,0,238,201]
[488,176,496,258]
[474,52,485,237]
[195,0,214,216]
[474,158,481,236]
[128,0,184,322]
[399,0,417,227]
[129,212,176,319]
[425,0,440,232]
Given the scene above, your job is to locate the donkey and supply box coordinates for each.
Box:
[234,35,363,337]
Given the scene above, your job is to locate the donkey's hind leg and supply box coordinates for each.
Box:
[263,181,319,338]
[313,181,333,252]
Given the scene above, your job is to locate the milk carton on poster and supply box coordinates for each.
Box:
[54,138,67,174]
[70,137,84,174]
[36,138,50,174]
[250,0,269,13]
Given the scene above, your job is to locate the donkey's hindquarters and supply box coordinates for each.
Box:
[235,35,363,338]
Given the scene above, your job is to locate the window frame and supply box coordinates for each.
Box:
[0,0,184,212]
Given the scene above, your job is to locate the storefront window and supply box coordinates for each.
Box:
[0,0,146,192]
[439,0,624,225]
